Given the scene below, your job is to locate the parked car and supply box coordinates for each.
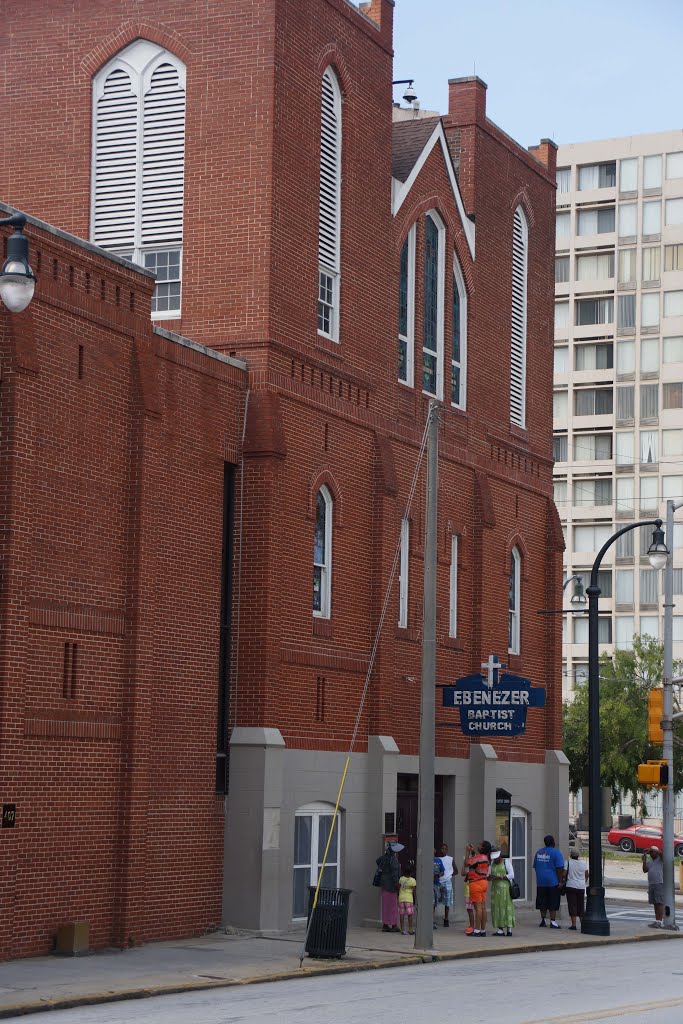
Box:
[606,824,683,856]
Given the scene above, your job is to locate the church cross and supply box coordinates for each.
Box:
[481,654,505,688]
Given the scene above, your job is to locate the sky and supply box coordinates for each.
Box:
[392,0,683,150]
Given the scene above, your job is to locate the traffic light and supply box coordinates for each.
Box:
[637,759,669,788]
[648,688,664,744]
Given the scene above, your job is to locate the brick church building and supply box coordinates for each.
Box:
[1,0,565,956]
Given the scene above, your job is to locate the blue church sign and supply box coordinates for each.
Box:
[442,655,545,737]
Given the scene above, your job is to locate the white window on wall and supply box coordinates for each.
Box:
[618,248,637,285]
[575,342,613,371]
[663,476,683,498]
[640,430,658,465]
[616,529,634,558]
[318,68,342,341]
[554,479,567,506]
[640,476,658,512]
[673,569,683,596]
[398,227,416,385]
[641,616,660,639]
[575,616,611,645]
[642,293,660,329]
[574,478,612,506]
[643,201,661,235]
[618,294,636,330]
[556,212,570,241]
[510,208,528,428]
[553,434,568,462]
[576,252,614,281]
[576,297,614,326]
[293,804,340,919]
[449,534,459,637]
[615,616,635,650]
[553,390,568,420]
[664,336,683,364]
[666,153,683,180]
[641,337,659,374]
[508,547,521,655]
[665,245,683,272]
[663,383,683,410]
[556,167,571,193]
[579,162,616,189]
[664,291,683,318]
[640,568,659,606]
[640,383,659,420]
[452,258,467,409]
[577,208,615,235]
[574,523,612,554]
[616,477,635,513]
[616,386,634,421]
[617,340,635,375]
[663,429,683,456]
[554,347,568,374]
[616,568,634,604]
[92,40,186,317]
[554,302,569,331]
[674,617,683,643]
[423,212,445,399]
[665,198,683,226]
[616,431,634,465]
[555,256,570,283]
[642,247,661,282]
[313,486,333,618]
[574,432,612,461]
[643,155,663,190]
[398,516,409,628]
[618,204,637,238]
[574,387,613,416]
[620,158,638,192]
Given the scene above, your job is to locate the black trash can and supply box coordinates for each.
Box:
[305,886,352,959]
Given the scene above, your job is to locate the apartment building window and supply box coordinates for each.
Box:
[574,523,613,553]
[576,297,614,326]
[673,568,683,595]
[665,198,683,226]
[451,258,468,408]
[664,336,683,363]
[555,302,569,331]
[575,615,611,645]
[643,201,661,235]
[662,429,683,456]
[674,617,683,643]
[615,568,634,604]
[616,431,634,465]
[663,382,683,409]
[510,207,529,427]
[574,478,612,507]
[663,476,683,498]
[423,212,445,398]
[618,249,637,285]
[641,293,660,329]
[664,291,683,318]
[617,340,635,375]
[618,204,637,238]
[640,383,659,420]
[556,212,570,241]
[641,337,659,374]
[553,434,568,462]
[573,432,612,461]
[576,252,614,281]
[554,347,568,374]
[318,68,342,341]
[616,386,634,421]
[642,247,661,282]
[616,529,634,558]
[619,158,638,193]
[618,294,636,330]
[666,153,683,180]
[553,390,568,419]
[575,569,612,598]
[556,256,570,283]
[616,477,635,514]
[643,155,662,190]
[578,162,616,190]
[575,341,613,370]
[665,245,683,272]
[641,616,660,639]
[554,479,567,506]
[640,430,658,465]
[574,387,613,416]
[398,227,416,384]
[615,617,635,650]
[640,569,659,607]
[556,168,571,193]
[577,208,615,235]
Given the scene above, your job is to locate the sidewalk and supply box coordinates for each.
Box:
[1,895,682,1019]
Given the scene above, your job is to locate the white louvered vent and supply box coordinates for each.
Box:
[510,208,528,427]
[93,69,138,249]
[142,63,185,248]
[318,70,341,273]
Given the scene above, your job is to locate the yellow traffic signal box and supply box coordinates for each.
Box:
[648,688,664,744]
[638,759,669,788]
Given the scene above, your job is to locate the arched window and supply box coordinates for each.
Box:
[398,225,416,385]
[92,40,186,317]
[293,802,341,918]
[509,546,521,654]
[452,256,467,409]
[318,68,342,341]
[510,207,529,426]
[313,486,333,617]
[423,211,445,399]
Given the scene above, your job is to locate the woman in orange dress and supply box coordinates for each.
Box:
[462,840,492,936]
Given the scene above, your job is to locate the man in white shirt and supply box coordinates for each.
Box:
[438,842,459,927]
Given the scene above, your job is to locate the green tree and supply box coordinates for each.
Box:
[562,635,683,812]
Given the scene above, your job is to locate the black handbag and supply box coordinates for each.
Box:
[510,880,521,900]
[372,867,382,887]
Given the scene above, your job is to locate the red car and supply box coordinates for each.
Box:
[606,824,683,856]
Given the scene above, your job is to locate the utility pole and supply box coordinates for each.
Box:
[415,400,438,951]
[662,499,680,930]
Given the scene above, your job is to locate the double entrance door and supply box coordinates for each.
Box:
[396,773,444,868]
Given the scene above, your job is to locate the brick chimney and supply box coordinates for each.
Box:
[358,0,394,46]
[528,138,558,178]
[447,76,487,127]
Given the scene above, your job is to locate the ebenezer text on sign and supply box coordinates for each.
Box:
[441,655,546,737]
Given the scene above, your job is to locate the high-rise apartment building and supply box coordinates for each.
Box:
[555,131,683,699]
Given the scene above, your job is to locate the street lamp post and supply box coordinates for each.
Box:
[662,499,683,930]
[0,214,36,313]
[582,518,668,937]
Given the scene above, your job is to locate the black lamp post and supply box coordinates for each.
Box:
[392,79,418,104]
[582,518,668,936]
[0,214,36,313]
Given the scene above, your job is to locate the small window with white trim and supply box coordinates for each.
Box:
[449,534,459,637]
[313,486,332,618]
[399,516,409,628]
[293,803,340,919]
[423,212,445,399]
[508,546,521,654]
[451,257,467,409]
[398,226,416,384]
[318,68,342,341]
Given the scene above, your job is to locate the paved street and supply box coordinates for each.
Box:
[19,941,683,1024]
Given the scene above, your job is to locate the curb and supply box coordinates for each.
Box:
[1,931,682,1018]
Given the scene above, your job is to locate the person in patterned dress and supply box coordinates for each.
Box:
[490,848,515,936]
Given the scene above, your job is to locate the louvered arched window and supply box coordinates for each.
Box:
[318,68,342,341]
[510,207,529,426]
[92,40,186,317]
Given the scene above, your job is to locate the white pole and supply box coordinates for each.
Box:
[662,499,678,929]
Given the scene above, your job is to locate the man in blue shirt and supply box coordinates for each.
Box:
[533,834,565,928]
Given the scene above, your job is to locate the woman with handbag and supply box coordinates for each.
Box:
[490,848,516,936]
[375,842,402,932]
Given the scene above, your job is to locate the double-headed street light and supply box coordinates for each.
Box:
[0,214,36,313]
[582,518,669,936]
